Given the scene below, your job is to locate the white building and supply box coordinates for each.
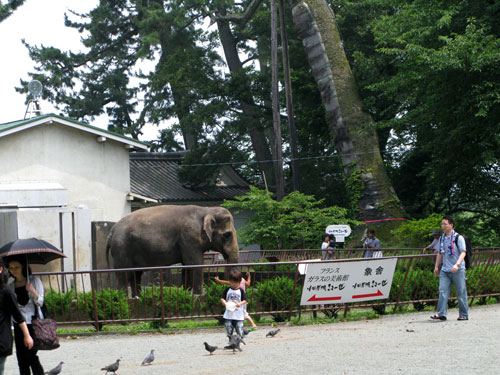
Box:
[0,114,148,284]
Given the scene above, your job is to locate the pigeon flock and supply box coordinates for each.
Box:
[203,326,281,356]
[41,326,281,373]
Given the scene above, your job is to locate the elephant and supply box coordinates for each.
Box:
[106,205,240,295]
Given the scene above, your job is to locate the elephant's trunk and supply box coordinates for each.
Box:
[222,230,240,264]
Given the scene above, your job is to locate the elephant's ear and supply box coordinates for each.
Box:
[203,214,215,243]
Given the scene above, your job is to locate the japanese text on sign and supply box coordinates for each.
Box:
[300,258,397,305]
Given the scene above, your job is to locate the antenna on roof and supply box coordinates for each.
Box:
[24,80,43,119]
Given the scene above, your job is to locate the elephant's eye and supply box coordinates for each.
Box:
[223,231,232,239]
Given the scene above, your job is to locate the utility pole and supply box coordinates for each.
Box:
[279,0,300,192]
[271,0,284,200]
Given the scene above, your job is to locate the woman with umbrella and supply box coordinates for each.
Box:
[0,257,34,375]
[6,256,45,375]
[0,238,65,375]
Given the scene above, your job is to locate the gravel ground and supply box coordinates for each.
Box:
[4,304,500,375]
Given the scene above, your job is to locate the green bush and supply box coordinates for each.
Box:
[255,276,302,322]
[44,288,76,318]
[223,186,360,249]
[201,282,229,320]
[392,213,442,247]
[78,288,130,321]
[139,286,199,317]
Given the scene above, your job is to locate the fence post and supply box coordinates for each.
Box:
[89,274,100,331]
[288,265,300,321]
[160,270,165,328]
[393,257,414,313]
[469,252,493,306]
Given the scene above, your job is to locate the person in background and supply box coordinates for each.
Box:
[7,256,44,375]
[215,270,257,330]
[431,215,469,321]
[363,229,381,258]
[321,234,335,260]
[423,229,441,254]
[0,257,33,375]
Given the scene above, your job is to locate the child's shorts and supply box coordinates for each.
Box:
[243,304,250,319]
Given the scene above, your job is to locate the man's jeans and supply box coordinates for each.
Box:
[437,269,469,318]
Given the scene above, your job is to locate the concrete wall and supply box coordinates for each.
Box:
[16,207,92,291]
[92,221,115,270]
[0,209,18,247]
[0,121,131,222]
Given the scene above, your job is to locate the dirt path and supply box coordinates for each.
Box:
[4,304,500,374]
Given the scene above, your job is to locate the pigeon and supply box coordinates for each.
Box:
[224,334,246,354]
[204,342,218,355]
[45,361,64,375]
[266,328,280,338]
[101,359,120,374]
[141,349,155,365]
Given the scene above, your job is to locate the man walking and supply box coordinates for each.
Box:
[431,215,469,321]
[362,229,381,258]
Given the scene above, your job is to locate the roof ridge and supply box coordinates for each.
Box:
[0,113,149,147]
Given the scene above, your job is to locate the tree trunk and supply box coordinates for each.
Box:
[158,24,197,150]
[216,18,276,189]
[290,0,405,223]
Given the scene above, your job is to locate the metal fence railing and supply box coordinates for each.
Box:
[34,248,500,330]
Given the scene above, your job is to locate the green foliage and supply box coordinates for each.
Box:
[346,169,364,216]
[44,288,76,317]
[0,0,26,22]
[138,286,199,317]
[454,212,500,248]
[255,276,302,322]
[223,186,360,249]
[392,213,442,247]
[201,282,227,317]
[78,288,130,321]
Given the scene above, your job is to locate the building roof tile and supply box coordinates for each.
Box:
[130,152,250,202]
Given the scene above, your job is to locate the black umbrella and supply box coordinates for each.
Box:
[0,238,66,265]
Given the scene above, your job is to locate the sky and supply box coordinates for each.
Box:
[0,0,160,141]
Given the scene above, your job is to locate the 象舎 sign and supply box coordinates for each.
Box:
[300,258,397,305]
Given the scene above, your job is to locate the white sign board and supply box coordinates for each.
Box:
[326,225,351,242]
[300,258,397,305]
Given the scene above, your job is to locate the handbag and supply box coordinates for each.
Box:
[32,305,60,350]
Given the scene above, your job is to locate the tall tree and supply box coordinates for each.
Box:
[289,0,405,224]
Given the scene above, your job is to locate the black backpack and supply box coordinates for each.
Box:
[454,234,472,270]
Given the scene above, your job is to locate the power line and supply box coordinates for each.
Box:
[174,150,382,168]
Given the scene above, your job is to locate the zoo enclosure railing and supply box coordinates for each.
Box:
[34,248,500,330]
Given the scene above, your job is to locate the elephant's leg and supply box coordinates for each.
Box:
[130,270,143,297]
[181,252,205,295]
[191,268,204,295]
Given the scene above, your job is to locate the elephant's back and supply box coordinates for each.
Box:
[108,205,204,266]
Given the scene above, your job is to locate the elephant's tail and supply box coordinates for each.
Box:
[105,225,115,269]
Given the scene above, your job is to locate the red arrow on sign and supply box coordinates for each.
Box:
[352,289,384,299]
[307,294,342,302]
